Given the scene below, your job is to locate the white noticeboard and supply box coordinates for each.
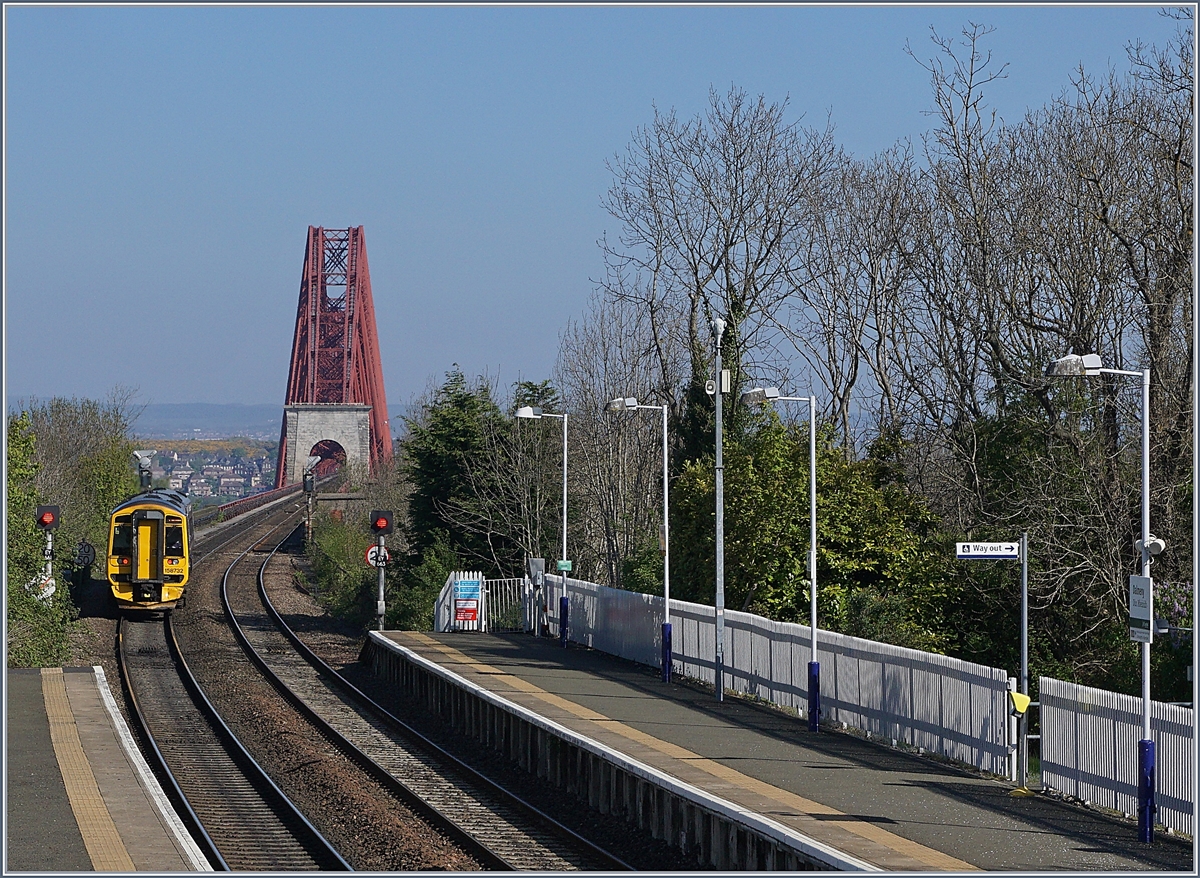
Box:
[956,542,1020,560]
[1129,575,1153,643]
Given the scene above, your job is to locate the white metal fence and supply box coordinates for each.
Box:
[543,574,1011,775]
[435,572,530,633]
[1039,676,1195,835]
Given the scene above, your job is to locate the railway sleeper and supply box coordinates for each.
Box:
[365,635,849,872]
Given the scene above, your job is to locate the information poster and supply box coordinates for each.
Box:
[454,579,482,623]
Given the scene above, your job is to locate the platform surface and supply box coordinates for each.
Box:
[380,630,1195,872]
[6,667,208,872]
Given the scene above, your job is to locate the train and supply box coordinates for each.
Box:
[106,489,193,612]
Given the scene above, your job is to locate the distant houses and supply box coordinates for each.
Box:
[154,451,275,501]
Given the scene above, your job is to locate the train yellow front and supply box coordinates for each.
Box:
[107,489,192,611]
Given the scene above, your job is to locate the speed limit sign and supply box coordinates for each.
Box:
[365,545,391,568]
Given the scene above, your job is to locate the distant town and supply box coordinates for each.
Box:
[143,440,278,506]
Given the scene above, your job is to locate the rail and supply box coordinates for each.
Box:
[117,612,352,870]
[232,534,631,871]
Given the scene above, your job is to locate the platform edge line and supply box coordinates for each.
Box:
[371,632,884,872]
[92,664,211,871]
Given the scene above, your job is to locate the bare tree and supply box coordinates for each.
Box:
[554,292,684,587]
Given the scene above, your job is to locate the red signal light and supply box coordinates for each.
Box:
[35,505,60,530]
[369,510,394,535]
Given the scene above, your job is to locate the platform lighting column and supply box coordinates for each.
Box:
[711,317,727,702]
[515,407,570,629]
[741,386,819,731]
[1045,353,1155,843]
[605,396,671,683]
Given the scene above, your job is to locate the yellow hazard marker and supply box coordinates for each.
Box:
[1007,691,1035,797]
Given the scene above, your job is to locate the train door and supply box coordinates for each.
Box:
[131,509,165,600]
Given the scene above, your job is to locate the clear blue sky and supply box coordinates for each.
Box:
[4,4,1187,419]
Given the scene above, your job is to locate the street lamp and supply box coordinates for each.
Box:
[515,406,569,570]
[712,316,727,703]
[1046,352,1156,843]
[606,395,672,683]
[742,386,820,732]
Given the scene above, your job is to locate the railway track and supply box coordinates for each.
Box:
[118,612,351,871]
[222,526,633,872]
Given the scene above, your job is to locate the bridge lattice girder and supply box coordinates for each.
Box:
[275,226,392,486]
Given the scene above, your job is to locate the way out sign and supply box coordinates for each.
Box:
[956,542,1020,560]
[1129,575,1153,643]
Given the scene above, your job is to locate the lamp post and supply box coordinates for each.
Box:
[712,316,727,703]
[606,396,672,683]
[515,406,569,567]
[1046,352,1156,842]
[742,386,820,731]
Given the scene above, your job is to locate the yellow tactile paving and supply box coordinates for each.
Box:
[406,633,977,872]
[41,668,136,872]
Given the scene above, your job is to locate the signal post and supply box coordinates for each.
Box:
[369,511,393,630]
[33,506,61,603]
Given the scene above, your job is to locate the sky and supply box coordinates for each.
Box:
[3,3,1189,427]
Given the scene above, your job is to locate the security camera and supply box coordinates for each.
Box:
[1137,536,1167,556]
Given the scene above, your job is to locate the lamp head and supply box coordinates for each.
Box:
[515,406,543,419]
[740,386,780,406]
[605,397,638,412]
[1046,353,1103,378]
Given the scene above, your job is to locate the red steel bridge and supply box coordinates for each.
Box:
[275,226,392,487]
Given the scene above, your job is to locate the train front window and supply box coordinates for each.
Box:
[165,526,184,554]
[111,524,132,552]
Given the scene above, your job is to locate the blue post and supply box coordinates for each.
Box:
[559,595,569,647]
[661,622,672,683]
[807,661,821,732]
[1138,739,1156,843]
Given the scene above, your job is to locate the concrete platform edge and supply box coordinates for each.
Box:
[92,666,209,870]
[368,631,880,872]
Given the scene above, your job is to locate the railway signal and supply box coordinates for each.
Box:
[30,506,61,604]
[35,505,60,530]
[370,511,394,535]
[369,510,394,631]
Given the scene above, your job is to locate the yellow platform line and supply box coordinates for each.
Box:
[42,668,135,872]
[410,633,977,872]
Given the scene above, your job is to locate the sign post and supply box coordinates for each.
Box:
[957,536,1031,791]
[527,558,546,636]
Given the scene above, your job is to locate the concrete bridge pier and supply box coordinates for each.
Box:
[281,403,371,485]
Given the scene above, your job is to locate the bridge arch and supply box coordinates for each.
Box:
[280,404,371,486]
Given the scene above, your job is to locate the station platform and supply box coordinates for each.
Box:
[6,667,209,872]
[367,630,1195,873]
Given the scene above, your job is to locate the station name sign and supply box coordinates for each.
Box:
[1129,575,1153,643]
[956,542,1021,560]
